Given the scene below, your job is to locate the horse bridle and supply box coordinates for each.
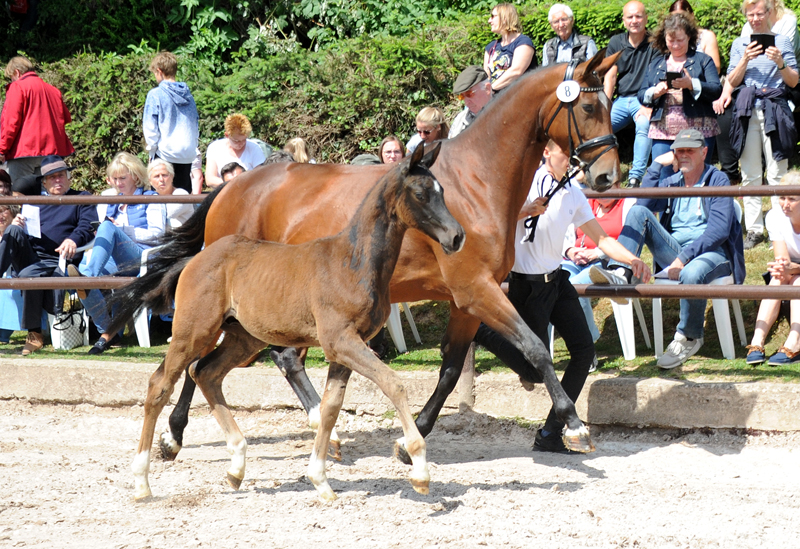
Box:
[523,59,618,241]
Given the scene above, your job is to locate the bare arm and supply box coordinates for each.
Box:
[491,45,534,91]
[580,219,652,283]
[204,156,224,189]
[604,65,618,101]
[702,30,722,74]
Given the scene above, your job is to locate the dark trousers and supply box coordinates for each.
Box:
[155,155,193,193]
[474,269,594,434]
[715,103,741,184]
[0,225,61,330]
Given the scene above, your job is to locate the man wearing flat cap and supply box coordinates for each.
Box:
[593,129,745,369]
[0,155,97,355]
[448,65,493,138]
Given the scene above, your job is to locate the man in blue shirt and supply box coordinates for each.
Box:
[0,155,97,355]
[595,129,746,369]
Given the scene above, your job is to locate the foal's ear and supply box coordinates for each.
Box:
[418,141,441,168]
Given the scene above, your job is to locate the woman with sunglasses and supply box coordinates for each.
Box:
[484,3,536,93]
[405,106,449,154]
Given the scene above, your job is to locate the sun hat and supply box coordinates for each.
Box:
[37,155,75,181]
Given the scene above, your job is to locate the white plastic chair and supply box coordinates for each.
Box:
[385,302,421,353]
[652,276,746,360]
[610,298,652,360]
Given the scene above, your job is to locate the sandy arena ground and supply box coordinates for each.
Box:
[1,399,799,548]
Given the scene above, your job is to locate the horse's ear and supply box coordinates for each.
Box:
[405,140,427,173]
[581,48,621,81]
[419,141,441,168]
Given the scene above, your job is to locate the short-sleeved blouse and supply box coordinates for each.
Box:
[485,34,535,86]
[766,207,800,261]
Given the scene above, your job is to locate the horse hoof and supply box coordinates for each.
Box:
[133,486,152,501]
[159,431,181,461]
[411,478,430,496]
[227,472,244,490]
[317,487,338,503]
[393,440,412,466]
[563,427,596,453]
[328,439,342,462]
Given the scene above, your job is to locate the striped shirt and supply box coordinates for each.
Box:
[728,33,797,92]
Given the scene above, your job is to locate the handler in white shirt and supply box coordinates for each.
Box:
[475,140,650,453]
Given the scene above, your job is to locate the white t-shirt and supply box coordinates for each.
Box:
[512,164,594,274]
[165,188,195,228]
[766,207,800,261]
[205,138,267,178]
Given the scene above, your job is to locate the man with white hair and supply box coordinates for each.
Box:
[541,4,598,66]
[449,65,494,138]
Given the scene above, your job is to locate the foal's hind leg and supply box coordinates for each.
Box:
[307,362,352,502]
[189,329,265,490]
[161,336,219,461]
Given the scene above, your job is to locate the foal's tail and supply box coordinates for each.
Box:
[104,184,226,335]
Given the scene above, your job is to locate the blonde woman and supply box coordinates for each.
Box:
[747,172,800,365]
[406,107,449,154]
[204,113,267,188]
[484,3,535,92]
[68,152,165,354]
[283,137,312,163]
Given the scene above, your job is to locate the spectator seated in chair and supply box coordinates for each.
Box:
[0,155,97,355]
[67,152,165,355]
[598,129,746,369]
[746,170,800,365]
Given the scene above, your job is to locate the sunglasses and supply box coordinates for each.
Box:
[457,88,478,101]
[416,128,433,136]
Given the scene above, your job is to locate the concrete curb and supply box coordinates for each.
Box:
[2,357,799,430]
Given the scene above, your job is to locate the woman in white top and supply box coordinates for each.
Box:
[149,159,194,228]
[747,171,800,365]
[742,0,799,58]
[204,113,267,188]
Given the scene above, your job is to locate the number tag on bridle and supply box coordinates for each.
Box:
[556,80,580,103]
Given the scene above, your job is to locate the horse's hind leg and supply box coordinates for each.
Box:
[270,346,342,460]
[189,329,265,490]
[307,362,351,502]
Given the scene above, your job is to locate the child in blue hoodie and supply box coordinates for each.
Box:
[143,52,199,194]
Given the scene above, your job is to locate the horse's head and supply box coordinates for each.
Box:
[542,49,622,192]
[396,143,466,255]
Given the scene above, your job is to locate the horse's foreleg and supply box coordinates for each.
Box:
[270,346,342,460]
[330,340,430,496]
[161,334,219,461]
[133,354,193,500]
[190,331,264,490]
[469,288,593,453]
[307,362,351,502]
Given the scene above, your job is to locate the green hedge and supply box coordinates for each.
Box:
[3,0,797,191]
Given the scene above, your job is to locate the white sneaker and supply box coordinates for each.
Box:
[657,332,703,369]
[588,265,629,304]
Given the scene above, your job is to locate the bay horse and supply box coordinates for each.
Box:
[110,50,621,464]
[130,143,465,500]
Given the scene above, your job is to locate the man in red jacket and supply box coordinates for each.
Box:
[0,56,74,181]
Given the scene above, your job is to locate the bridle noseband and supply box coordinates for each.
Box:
[523,59,618,242]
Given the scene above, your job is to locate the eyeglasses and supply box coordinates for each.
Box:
[383,149,403,156]
[489,12,498,19]
[746,9,770,19]
[416,128,433,136]
[457,89,478,101]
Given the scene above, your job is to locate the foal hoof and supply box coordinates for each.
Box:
[411,478,430,496]
[393,440,412,466]
[159,431,181,461]
[328,439,342,462]
[226,472,244,490]
[563,427,596,453]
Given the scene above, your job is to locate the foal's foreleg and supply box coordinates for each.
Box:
[269,346,342,460]
[190,332,265,490]
[307,362,351,502]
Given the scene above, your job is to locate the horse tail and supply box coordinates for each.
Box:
[104,184,226,335]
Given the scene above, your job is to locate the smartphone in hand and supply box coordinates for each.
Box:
[666,71,683,88]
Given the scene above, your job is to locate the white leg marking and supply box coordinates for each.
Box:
[160,430,181,456]
[131,450,152,500]
[307,405,321,429]
[307,453,336,502]
[227,438,247,482]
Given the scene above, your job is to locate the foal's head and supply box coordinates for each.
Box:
[542,49,622,192]
[392,143,465,255]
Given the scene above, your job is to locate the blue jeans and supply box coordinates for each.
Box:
[611,95,652,181]
[79,221,144,334]
[609,205,731,339]
[560,260,601,343]
[651,137,717,182]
